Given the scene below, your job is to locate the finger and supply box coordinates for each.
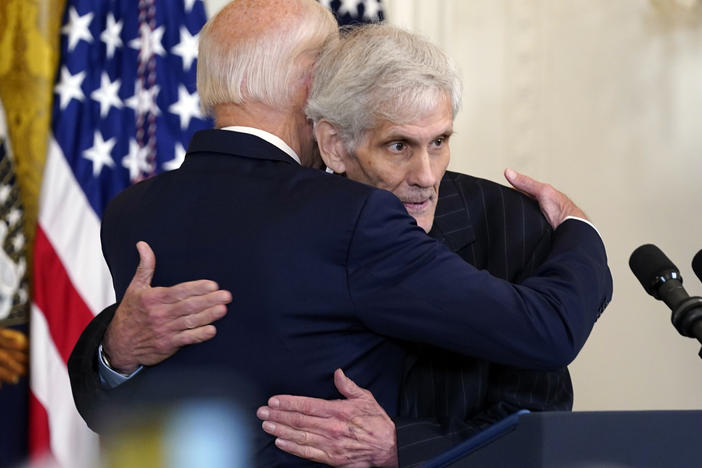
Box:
[267,394,341,418]
[148,282,230,305]
[148,289,232,317]
[131,241,156,289]
[274,438,332,466]
[171,324,218,347]
[257,406,336,434]
[173,303,228,331]
[333,369,367,400]
[131,327,214,367]
[262,421,330,448]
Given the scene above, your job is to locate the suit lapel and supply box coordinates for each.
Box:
[429,171,476,253]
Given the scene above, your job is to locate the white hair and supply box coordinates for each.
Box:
[197,0,337,113]
[306,23,463,150]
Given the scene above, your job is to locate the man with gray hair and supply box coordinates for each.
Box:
[256,23,585,466]
[69,3,611,466]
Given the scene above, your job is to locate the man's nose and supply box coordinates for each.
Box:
[408,150,436,188]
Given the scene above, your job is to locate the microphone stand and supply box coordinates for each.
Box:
[670,296,702,360]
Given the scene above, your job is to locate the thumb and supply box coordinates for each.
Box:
[131,241,156,288]
[504,168,539,199]
[333,368,366,400]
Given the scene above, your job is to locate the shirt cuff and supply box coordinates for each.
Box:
[97,344,143,389]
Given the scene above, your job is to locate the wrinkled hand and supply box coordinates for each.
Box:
[504,168,588,229]
[102,241,232,373]
[0,328,28,387]
[257,369,398,468]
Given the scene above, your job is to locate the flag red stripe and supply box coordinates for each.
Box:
[33,225,95,364]
[28,391,51,460]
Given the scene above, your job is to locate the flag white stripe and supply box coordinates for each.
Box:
[30,304,100,468]
[39,138,115,315]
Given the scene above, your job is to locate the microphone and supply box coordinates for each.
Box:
[629,244,702,350]
[693,249,702,284]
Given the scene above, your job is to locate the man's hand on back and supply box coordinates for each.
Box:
[257,369,399,468]
[504,168,588,228]
[102,241,232,374]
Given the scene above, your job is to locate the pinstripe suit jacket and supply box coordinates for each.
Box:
[396,170,572,467]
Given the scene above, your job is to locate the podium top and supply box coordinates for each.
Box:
[424,410,702,468]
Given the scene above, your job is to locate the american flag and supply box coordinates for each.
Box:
[29,0,210,465]
[29,0,383,465]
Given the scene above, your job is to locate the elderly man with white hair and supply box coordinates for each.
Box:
[256,23,598,467]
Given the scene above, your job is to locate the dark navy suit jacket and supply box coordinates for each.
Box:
[69,129,611,466]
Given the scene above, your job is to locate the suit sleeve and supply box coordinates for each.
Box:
[347,189,612,371]
[67,304,117,432]
[68,303,156,433]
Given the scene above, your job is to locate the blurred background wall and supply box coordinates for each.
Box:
[208,0,702,411]
[383,0,702,411]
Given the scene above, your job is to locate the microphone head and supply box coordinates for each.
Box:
[693,249,702,283]
[629,244,681,298]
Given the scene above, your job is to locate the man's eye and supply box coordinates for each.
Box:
[432,138,444,147]
[389,142,405,152]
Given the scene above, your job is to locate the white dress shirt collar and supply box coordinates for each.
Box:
[219,126,301,165]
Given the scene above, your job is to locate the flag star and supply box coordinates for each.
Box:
[184,0,198,12]
[91,73,122,118]
[163,142,186,171]
[168,85,203,130]
[61,7,94,52]
[362,0,382,20]
[11,232,25,252]
[129,24,166,62]
[55,66,86,110]
[171,26,199,71]
[6,208,21,227]
[101,13,123,59]
[83,130,116,176]
[122,140,153,182]
[0,185,10,204]
[125,81,160,117]
[338,0,360,16]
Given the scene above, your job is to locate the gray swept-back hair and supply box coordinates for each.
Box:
[306,23,462,150]
[197,0,337,113]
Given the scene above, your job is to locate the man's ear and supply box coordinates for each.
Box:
[314,120,349,174]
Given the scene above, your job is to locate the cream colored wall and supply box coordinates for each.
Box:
[384,0,702,411]
[204,0,702,411]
